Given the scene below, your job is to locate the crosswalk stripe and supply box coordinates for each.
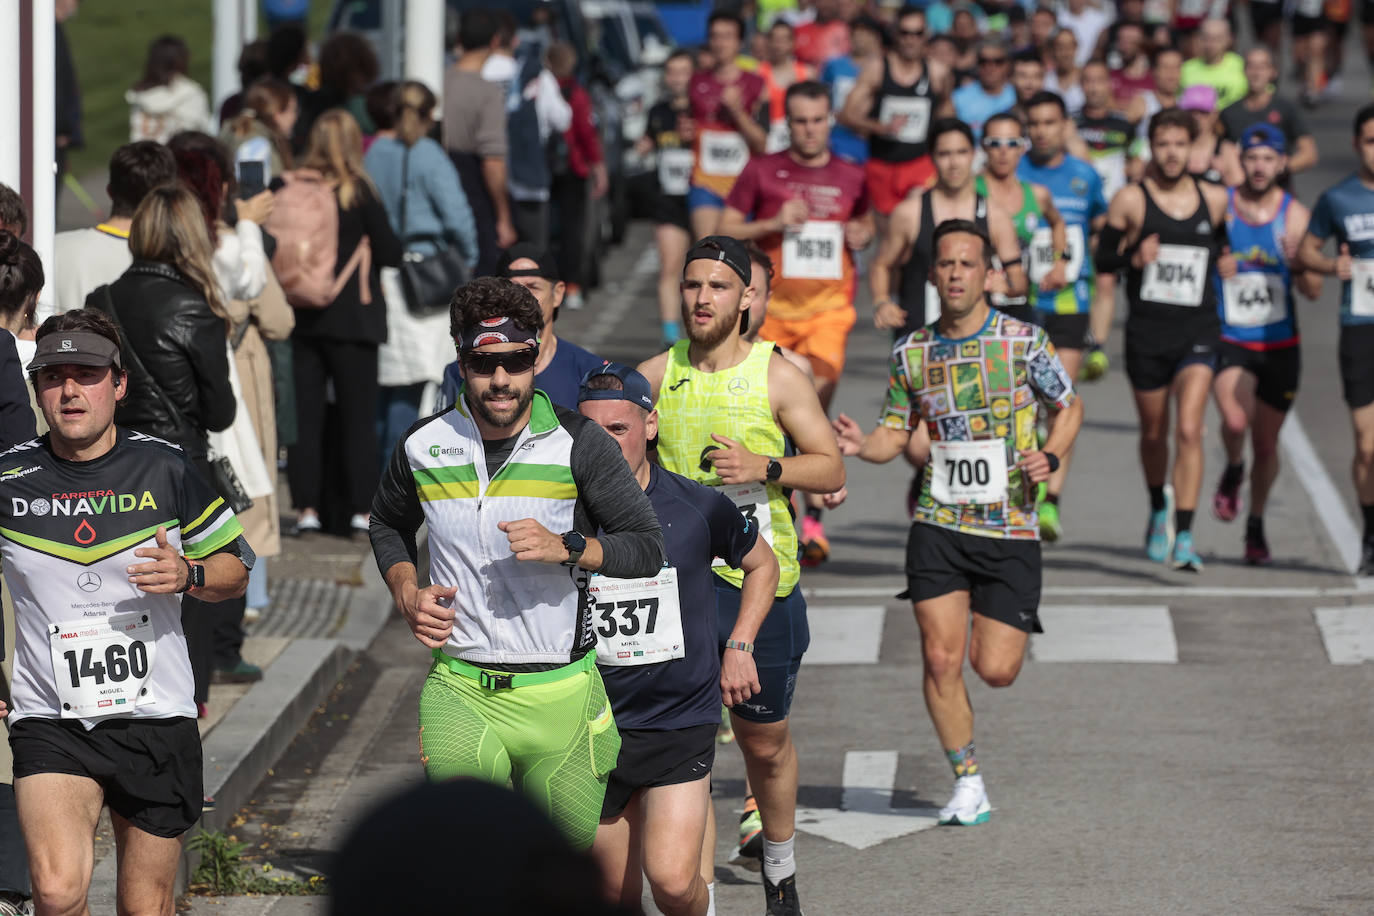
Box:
[1031,605,1178,663]
[1313,607,1374,664]
[802,604,886,665]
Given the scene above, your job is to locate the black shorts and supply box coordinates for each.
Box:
[1364,0,1374,24]
[1041,312,1091,352]
[601,723,716,818]
[1217,341,1300,412]
[715,582,807,724]
[1249,0,1284,32]
[651,193,691,232]
[1339,324,1374,408]
[904,523,1043,633]
[995,300,1040,326]
[1125,323,1219,391]
[1292,14,1325,35]
[9,716,203,838]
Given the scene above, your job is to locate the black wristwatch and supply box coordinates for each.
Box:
[1044,451,1061,473]
[1058,249,1073,262]
[765,458,783,482]
[179,557,204,593]
[560,531,587,568]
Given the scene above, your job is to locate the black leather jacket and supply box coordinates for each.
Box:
[87,260,236,459]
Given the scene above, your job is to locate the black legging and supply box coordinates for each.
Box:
[287,336,380,517]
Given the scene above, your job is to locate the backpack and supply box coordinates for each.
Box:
[265,169,371,309]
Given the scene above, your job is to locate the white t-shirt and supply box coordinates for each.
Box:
[49,227,133,323]
[1058,4,1115,67]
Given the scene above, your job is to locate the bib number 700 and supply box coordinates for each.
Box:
[596,597,660,638]
[944,457,991,488]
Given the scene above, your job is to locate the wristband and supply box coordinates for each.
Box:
[724,639,755,653]
[1044,451,1060,473]
[177,556,193,593]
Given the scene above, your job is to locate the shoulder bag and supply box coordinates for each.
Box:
[397,144,471,317]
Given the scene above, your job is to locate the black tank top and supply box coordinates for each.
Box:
[869,57,936,163]
[896,193,990,338]
[1127,178,1221,332]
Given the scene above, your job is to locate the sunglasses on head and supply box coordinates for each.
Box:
[983,137,1026,149]
[462,347,539,376]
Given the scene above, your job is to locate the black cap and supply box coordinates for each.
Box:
[497,243,560,282]
[27,331,123,373]
[684,235,751,287]
[578,362,654,411]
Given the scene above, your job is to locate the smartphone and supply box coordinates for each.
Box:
[236,160,267,199]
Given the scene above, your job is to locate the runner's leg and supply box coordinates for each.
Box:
[967,613,1031,689]
[1249,401,1286,516]
[728,718,798,845]
[641,778,712,916]
[1089,274,1116,350]
[110,811,180,916]
[1171,363,1214,519]
[15,773,102,916]
[1214,366,1254,470]
[913,592,974,751]
[657,223,691,341]
[1132,386,1171,492]
[593,795,644,909]
[1349,404,1374,523]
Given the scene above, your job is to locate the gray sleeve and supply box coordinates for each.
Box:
[568,418,665,578]
[476,83,509,159]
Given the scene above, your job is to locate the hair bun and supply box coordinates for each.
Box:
[0,230,19,264]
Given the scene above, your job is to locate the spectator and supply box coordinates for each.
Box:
[126,35,212,143]
[365,80,478,460]
[0,184,24,237]
[363,80,399,155]
[51,141,178,318]
[84,184,238,714]
[445,7,518,275]
[280,110,402,539]
[222,77,299,182]
[55,0,83,188]
[954,38,1017,141]
[1180,18,1247,110]
[1057,0,1113,68]
[547,42,606,312]
[263,0,309,31]
[220,39,271,126]
[299,32,380,143]
[268,22,314,154]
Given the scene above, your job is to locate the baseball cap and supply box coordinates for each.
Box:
[27,330,123,373]
[497,243,560,281]
[1240,122,1286,155]
[1179,85,1218,112]
[578,362,654,412]
[684,235,751,287]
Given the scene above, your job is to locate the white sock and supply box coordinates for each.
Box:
[706,882,716,916]
[762,834,796,883]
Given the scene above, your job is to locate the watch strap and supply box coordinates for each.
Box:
[724,639,755,653]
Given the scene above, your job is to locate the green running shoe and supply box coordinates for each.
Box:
[1081,345,1109,381]
[1039,501,1062,542]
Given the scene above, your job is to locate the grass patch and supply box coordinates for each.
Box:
[187,829,327,897]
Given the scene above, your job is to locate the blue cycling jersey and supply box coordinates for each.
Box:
[1308,173,1374,326]
[1017,154,1107,316]
[1217,189,1298,348]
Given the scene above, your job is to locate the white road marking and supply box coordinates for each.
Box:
[1313,606,1374,664]
[807,583,1374,600]
[795,751,941,849]
[1280,415,1362,576]
[1030,605,1178,663]
[802,604,886,665]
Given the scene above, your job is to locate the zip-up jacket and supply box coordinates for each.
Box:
[370,389,665,666]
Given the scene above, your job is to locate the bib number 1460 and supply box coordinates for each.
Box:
[62,641,149,688]
[49,612,157,718]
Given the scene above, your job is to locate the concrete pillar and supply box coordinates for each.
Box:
[405,0,447,102]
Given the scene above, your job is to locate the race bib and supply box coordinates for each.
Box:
[591,568,685,667]
[1351,259,1374,317]
[699,130,749,177]
[1141,244,1209,307]
[1223,272,1287,328]
[924,281,941,326]
[929,440,1009,505]
[879,96,932,145]
[833,76,856,110]
[658,148,694,196]
[782,221,844,280]
[49,612,156,719]
[712,482,773,568]
[1028,225,1085,285]
[1296,0,1323,15]
[765,120,791,154]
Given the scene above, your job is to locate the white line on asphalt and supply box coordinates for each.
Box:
[1313,606,1374,664]
[1031,606,1178,663]
[1280,414,1361,575]
[580,246,659,351]
[795,750,941,850]
[806,583,1374,600]
[802,604,886,665]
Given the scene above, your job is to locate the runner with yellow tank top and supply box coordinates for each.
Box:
[638,236,844,916]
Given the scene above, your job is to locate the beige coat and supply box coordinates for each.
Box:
[225,268,294,559]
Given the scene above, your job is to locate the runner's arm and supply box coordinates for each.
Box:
[1288,134,1318,174]
[1284,200,1325,299]
[571,421,666,577]
[1093,184,1143,273]
[990,204,1028,297]
[1020,331,1084,482]
[727,93,769,154]
[1035,186,1069,260]
[636,351,671,401]
[717,204,785,239]
[871,197,917,327]
[1215,141,1243,188]
[837,59,886,136]
[766,357,846,493]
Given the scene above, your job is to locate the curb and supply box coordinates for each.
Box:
[88,549,395,910]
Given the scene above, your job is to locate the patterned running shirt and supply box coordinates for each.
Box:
[879,309,1077,539]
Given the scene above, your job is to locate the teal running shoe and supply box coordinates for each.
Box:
[1146,487,1175,563]
[1171,530,1203,572]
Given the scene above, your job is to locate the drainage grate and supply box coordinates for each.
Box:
[248,577,354,638]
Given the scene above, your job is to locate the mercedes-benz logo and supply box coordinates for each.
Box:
[77,571,101,593]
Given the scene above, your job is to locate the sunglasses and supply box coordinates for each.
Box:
[897,27,925,37]
[983,137,1026,149]
[463,347,539,376]
[978,56,1009,65]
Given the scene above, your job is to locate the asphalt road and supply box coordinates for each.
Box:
[186,47,1374,916]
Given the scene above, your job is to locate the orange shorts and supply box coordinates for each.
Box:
[864,156,936,215]
[757,306,857,384]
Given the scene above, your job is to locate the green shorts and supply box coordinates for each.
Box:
[418,651,621,849]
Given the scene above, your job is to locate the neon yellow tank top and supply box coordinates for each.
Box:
[655,341,798,596]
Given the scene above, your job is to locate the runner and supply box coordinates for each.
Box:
[1179,19,1247,110]
[638,236,845,916]
[819,16,882,166]
[717,80,872,566]
[1131,47,1184,183]
[4,310,252,915]
[1218,47,1318,182]
[757,21,813,155]
[369,277,665,850]
[1019,91,1109,541]
[833,218,1083,829]
[1043,29,1084,118]
[642,49,698,347]
[1211,125,1320,564]
[688,12,769,240]
[580,364,779,916]
[1095,108,1231,571]
[953,38,1017,143]
[839,4,954,237]
[1297,103,1374,575]
[1009,53,1047,123]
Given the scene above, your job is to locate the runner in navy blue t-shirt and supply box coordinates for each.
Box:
[578,363,778,916]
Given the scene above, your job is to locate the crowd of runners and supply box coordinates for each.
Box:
[11,2,1374,915]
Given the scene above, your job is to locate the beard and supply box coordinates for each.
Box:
[683,304,739,349]
[468,382,535,430]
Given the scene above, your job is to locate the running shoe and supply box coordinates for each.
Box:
[1211,465,1243,522]
[1039,501,1062,543]
[764,875,805,916]
[290,513,321,537]
[735,796,764,864]
[717,704,735,745]
[1146,487,1175,563]
[1170,530,1203,572]
[1359,540,1374,578]
[1244,528,1272,566]
[800,517,829,567]
[0,892,32,915]
[213,660,264,684]
[938,774,990,826]
[1081,345,1109,381]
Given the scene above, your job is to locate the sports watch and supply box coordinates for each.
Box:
[560,531,587,568]
[179,557,204,593]
[765,458,783,482]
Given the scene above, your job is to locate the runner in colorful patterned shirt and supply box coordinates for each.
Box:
[834,218,1082,832]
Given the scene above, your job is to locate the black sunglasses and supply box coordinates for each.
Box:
[979,56,1009,65]
[463,347,539,376]
[897,27,925,37]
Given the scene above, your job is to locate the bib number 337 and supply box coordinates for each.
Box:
[591,568,685,667]
[49,612,156,718]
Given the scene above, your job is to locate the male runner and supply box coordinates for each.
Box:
[5,310,252,915]
[757,21,812,155]
[638,236,845,916]
[839,4,954,236]
[953,38,1017,142]
[1074,62,1137,202]
[1218,48,1318,179]
[1211,125,1320,564]
[1131,48,1184,182]
[1020,91,1109,540]
[717,80,872,566]
[641,49,699,347]
[370,277,665,850]
[687,12,768,240]
[1008,53,1047,124]
[819,16,883,166]
[581,364,779,916]
[1298,103,1374,575]
[1096,108,1231,571]
[834,219,1083,827]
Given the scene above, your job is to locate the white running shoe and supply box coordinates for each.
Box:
[938,774,991,826]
